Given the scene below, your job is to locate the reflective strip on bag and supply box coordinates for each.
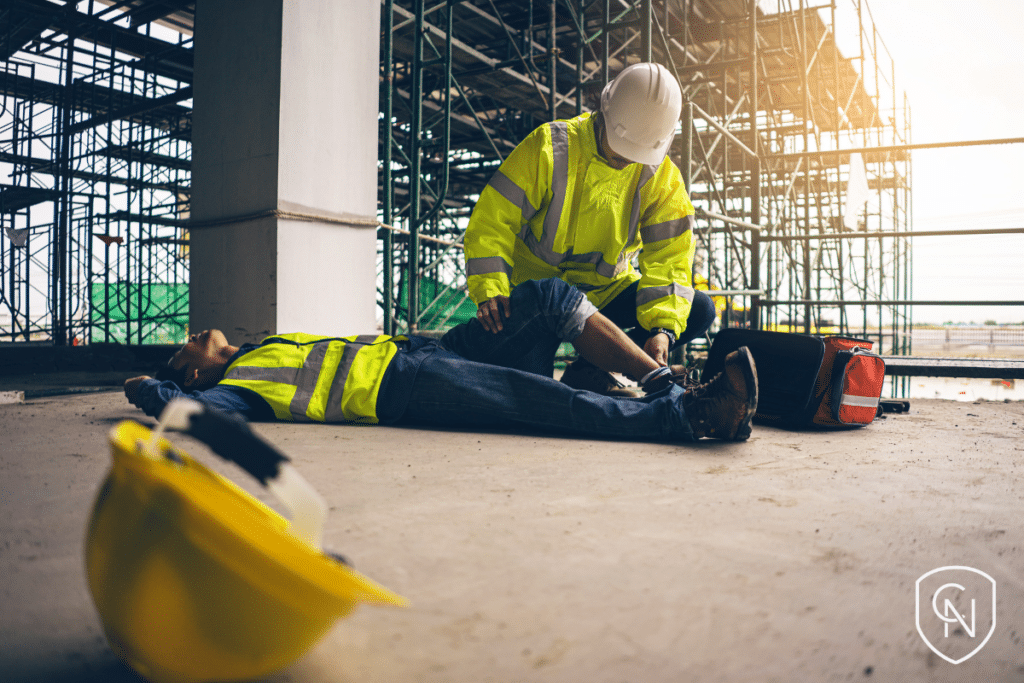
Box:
[841,394,879,408]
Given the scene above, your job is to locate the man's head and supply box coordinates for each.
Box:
[156,329,237,391]
[600,62,682,166]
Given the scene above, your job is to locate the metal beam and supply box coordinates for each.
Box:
[771,137,1024,161]
[883,356,1024,380]
[763,227,1024,242]
[763,300,1024,307]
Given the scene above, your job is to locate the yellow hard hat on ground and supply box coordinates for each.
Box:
[86,401,406,683]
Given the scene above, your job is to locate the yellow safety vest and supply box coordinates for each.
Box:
[465,112,696,336]
[219,333,404,424]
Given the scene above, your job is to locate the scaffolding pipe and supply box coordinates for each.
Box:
[771,136,1024,161]
[690,101,757,159]
[764,226,1024,241]
[764,300,1024,307]
[695,207,762,231]
[641,0,652,62]
[407,0,425,330]
[382,0,395,334]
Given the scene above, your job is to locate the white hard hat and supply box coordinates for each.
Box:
[600,62,682,166]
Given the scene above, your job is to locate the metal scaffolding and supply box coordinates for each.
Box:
[2,0,915,356]
[1,0,193,345]
[378,0,912,357]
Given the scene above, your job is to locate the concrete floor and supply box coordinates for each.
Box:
[1,383,1023,682]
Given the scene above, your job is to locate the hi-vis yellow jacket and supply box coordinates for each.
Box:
[465,112,696,336]
[219,333,403,423]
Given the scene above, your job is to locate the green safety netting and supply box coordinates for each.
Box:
[396,275,476,330]
[90,282,188,344]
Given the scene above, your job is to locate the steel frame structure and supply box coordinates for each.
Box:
[378,0,912,359]
[2,0,913,358]
[1,0,193,345]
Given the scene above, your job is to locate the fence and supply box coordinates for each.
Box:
[912,327,1024,350]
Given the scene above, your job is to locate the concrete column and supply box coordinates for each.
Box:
[190,0,380,343]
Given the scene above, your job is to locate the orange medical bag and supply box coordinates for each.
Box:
[702,329,886,428]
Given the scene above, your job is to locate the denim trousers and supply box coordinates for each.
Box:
[398,279,695,441]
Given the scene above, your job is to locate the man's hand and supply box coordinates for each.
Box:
[644,333,670,366]
[476,295,511,333]
[124,375,151,407]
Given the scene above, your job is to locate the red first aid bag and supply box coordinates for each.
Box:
[810,337,886,427]
[702,329,886,429]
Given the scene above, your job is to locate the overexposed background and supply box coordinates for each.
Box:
[828,0,1024,324]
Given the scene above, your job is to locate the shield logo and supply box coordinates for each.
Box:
[916,566,997,664]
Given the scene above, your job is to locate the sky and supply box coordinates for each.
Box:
[827,0,1024,324]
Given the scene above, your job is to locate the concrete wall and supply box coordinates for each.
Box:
[191,0,380,342]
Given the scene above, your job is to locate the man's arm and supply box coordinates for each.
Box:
[124,376,273,420]
[636,158,697,360]
[465,124,553,331]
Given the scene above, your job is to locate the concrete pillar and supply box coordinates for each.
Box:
[190,0,380,343]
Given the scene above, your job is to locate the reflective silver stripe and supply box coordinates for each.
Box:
[287,341,331,422]
[560,250,603,267]
[641,214,695,244]
[323,335,380,423]
[223,365,299,384]
[636,283,696,307]
[467,256,512,277]
[488,169,539,222]
[627,165,655,250]
[518,224,558,266]
[557,249,623,278]
[520,122,644,274]
[538,121,569,264]
[841,394,879,408]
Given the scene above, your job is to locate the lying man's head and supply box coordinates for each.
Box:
[156,329,237,391]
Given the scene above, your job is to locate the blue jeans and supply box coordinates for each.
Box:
[393,279,695,441]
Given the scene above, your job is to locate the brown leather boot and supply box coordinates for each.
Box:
[684,346,758,440]
[560,359,641,397]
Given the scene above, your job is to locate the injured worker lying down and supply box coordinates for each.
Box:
[124,278,758,442]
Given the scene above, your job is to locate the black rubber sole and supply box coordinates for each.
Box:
[731,346,759,440]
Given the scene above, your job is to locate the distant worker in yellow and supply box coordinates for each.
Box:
[464,62,715,394]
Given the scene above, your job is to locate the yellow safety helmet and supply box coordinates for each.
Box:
[85,401,406,683]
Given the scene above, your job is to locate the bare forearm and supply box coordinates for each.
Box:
[571,311,660,380]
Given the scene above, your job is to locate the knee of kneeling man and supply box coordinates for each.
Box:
[514,277,567,305]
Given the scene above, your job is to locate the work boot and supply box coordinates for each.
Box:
[641,364,698,394]
[683,346,758,441]
[560,358,640,397]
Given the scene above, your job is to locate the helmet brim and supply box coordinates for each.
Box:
[605,130,671,167]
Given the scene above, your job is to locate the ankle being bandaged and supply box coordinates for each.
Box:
[640,366,672,386]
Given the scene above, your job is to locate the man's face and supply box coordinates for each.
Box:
[167,329,230,387]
